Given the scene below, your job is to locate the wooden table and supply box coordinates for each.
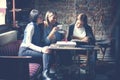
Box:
[49,45,98,80]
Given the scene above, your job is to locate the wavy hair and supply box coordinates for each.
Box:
[44,10,57,26]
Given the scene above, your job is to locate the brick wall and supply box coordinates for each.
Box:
[35,0,76,29]
[75,0,113,40]
[34,0,114,40]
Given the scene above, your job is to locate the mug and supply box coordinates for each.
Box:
[57,24,63,30]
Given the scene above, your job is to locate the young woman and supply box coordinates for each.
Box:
[44,10,72,70]
[18,9,53,80]
[67,13,96,76]
[67,13,95,46]
[44,10,65,45]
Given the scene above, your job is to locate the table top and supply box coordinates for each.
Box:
[96,40,111,47]
[96,39,110,45]
[49,45,99,50]
[0,56,32,59]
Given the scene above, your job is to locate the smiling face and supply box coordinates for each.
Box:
[48,13,57,24]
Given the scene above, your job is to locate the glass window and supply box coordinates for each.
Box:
[0,0,7,25]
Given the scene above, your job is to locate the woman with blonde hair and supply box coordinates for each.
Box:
[44,10,65,45]
[43,10,69,79]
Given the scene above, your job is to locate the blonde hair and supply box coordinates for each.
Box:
[44,10,57,26]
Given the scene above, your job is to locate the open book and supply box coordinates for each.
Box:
[71,39,81,42]
[56,41,76,47]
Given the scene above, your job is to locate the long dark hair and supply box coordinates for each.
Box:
[29,9,41,23]
[77,13,88,26]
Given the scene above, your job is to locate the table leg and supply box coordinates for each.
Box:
[86,49,96,80]
[100,47,107,61]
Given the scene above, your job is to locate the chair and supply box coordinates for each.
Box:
[96,40,111,61]
[0,56,31,80]
[0,40,43,80]
[29,63,42,80]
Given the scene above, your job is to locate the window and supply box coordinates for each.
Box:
[0,0,7,25]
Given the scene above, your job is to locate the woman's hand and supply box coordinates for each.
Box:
[72,36,80,39]
[41,46,51,54]
[51,27,59,34]
[47,27,59,40]
[80,37,89,42]
[72,36,89,42]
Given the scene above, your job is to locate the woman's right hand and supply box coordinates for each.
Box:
[47,27,59,40]
[41,46,51,54]
[51,27,59,34]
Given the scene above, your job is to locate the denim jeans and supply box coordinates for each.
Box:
[18,47,52,71]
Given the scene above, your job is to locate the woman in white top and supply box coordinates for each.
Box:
[67,13,96,77]
[67,13,95,46]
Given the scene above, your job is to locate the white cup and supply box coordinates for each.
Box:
[57,25,63,30]
[57,25,65,33]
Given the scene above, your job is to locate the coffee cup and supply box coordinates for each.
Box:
[57,25,63,30]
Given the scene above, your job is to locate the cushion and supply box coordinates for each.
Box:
[29,63,41,78]
[0,40,22,56]
[0,30,17,46]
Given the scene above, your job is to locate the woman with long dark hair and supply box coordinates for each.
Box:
[18,9,53,80]
[67,13,96,78]
[67,13,95,45]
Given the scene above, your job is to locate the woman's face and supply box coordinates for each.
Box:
[48,13,57,24]
[75,20,84,28]
[37,14,43,24]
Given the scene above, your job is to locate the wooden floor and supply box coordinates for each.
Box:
[74,48,116,80]
[95,48,116,80]
[53,48,116,80]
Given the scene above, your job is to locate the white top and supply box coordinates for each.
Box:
[20,22,34,47]
[0,0,7,8]
[20,22,42,52]
[73,26,86,39]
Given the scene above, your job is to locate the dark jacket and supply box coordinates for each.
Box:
[67,24,95,45]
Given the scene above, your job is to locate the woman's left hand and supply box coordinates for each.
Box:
[42,46,51,54]
[80,37,89,42]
